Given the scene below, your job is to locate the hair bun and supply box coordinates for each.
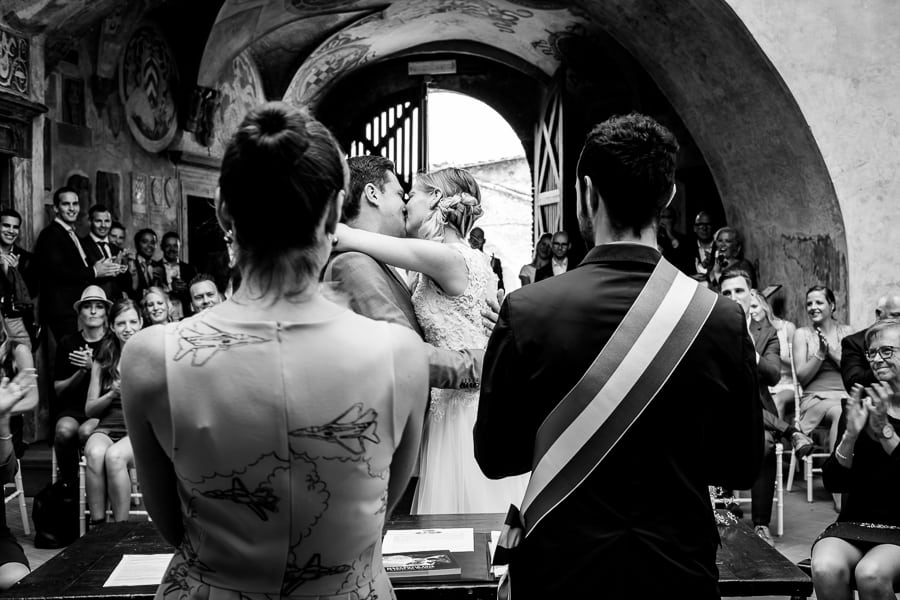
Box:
[255,107,287,135]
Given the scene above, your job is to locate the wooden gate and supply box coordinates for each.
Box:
[533,81,564,242]
[347,88,427,190]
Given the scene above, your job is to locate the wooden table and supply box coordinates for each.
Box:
[2,512,812,599]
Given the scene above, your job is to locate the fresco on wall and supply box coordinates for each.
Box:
[284,0,582,107]
[119,26,179,153]
[212,51,265,154]
[0,28,29,96]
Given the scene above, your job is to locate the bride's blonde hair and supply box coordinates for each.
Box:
[416,168,484,241]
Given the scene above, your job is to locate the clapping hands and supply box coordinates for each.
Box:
[0,368,36,418]
[846,384,870,437]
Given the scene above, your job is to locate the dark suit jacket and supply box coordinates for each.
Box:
[324,250,481,390]
[33,221,95,326]
[750,319,782,417]
[841,329,876,392]
[474,244,762,599]
[81,236,131,301]
[534,259,568,282]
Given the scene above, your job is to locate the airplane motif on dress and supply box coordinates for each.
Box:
[282,553,351,595]
[202,477,279,521]
[173,321,270,366]
[290,403,380,455]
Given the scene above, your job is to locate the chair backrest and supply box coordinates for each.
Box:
[788,341,803,429]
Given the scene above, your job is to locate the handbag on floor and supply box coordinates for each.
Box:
[32,479,79,548]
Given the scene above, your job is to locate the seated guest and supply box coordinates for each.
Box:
[535,230,570,282]
[749,291,798,420]
[519,233,551,287]
[53,285,109,487]
[842,291,900,393]
[707,226,757,290]
[141,286,174,326]
[122,102,428,598]
[159,232,196,318]
[84,299,141,524]
[0,364,37,589]
[188,273,222,313]
[811,318,900,600]
[720,270,813,544]
[793,285,852,509]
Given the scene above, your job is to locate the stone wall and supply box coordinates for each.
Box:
[727,0,900,329]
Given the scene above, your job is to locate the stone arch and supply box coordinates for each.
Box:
[198,0,849,324]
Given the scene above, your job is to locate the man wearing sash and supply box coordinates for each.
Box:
[474,114,762,599]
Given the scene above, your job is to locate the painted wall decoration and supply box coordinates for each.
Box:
[0,28,29,96]
[119,26,179,153]
[151,176,164,209]
[213,51,265,153]
[132,172,148,215]
[164,177,181,221]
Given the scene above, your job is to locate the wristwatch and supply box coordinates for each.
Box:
[882,424,895,440]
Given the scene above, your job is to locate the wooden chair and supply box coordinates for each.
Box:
[77,456,148,536]
[4,459,29,535]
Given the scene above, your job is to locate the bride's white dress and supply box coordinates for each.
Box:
[410,243,529,514]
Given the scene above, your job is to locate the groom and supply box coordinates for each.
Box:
[474,114,762,598]
[323,155,489,389]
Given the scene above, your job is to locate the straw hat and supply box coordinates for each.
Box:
[73,285,112,313]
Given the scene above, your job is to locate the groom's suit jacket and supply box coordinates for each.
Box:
[324,250,482,389]
[474,244,762,599]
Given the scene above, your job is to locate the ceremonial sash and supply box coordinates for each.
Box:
[494,258,717,598]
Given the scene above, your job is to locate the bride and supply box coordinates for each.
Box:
[335,167,528,514]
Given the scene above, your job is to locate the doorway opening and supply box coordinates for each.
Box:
[427,90,532,292]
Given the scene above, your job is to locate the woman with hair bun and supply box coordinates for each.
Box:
[335,167,529,515]
[122,102,428,599]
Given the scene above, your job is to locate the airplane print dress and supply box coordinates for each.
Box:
[159,308,408,600]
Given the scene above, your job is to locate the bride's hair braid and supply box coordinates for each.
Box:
[416,168,483,241]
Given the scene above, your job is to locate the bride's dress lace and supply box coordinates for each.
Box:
[410,243,528,514]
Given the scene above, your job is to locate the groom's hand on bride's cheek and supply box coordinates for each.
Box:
[482,295,500,334]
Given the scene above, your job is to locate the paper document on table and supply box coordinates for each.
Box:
[489,530,507,578]
[103,553,174,587]
[382,528,474,553]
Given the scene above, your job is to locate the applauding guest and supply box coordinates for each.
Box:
[123,102,427,599]
[793,286,852,458]
[0,365,36,589]
[141,287,173,326]
[84,299,142,525]
[811,318,900,600]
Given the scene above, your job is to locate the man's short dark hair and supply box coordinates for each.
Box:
[0,209,22,225]
[53,186,79,207]
[189,272,216,290]
[344,155,396,223]
[576,113,679,236]
[720,268,753,289]
[88,204,110,219]
[161,231,180,246]
[134,228,157,246]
